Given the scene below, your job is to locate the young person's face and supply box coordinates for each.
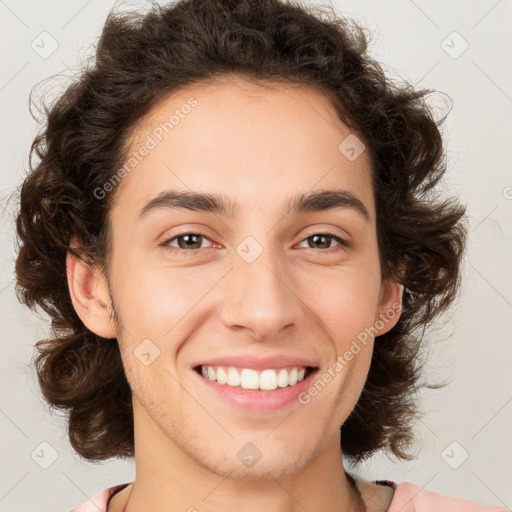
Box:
[71,77,402,480]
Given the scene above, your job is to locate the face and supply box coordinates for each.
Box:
[78,77,402,480]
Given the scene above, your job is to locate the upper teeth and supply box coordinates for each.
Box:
[200,365,308,391]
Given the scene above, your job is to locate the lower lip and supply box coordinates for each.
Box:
[192,368,319,411]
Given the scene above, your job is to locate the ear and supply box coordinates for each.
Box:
[66,236,117,339]
[373,265,405,337]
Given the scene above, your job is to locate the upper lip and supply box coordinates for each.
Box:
[192,355,319,371]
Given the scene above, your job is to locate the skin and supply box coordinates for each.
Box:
[67,76,403,512]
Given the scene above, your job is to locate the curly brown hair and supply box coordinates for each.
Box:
[14,0,467,466]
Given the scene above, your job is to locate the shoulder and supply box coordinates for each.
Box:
[70,483,131,512]
[388,481,510,512]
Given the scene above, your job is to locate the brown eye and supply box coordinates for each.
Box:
[175,233,205,250]
[162,231,214,255]
[298,232,350,252]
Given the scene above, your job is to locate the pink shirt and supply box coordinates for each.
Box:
[71,478,510,511]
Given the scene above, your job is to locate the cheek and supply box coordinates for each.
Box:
[120,348,168,414]
[308,267,381,338]
[114,256,218,333]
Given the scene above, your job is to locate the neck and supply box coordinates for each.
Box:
[118,469,365,512]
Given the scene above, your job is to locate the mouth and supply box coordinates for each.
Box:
[193,364,319,391]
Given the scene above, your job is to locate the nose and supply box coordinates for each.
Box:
[218,250,303,341]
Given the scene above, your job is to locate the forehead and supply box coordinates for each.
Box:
[113,76,375,223]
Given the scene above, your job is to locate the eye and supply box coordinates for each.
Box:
[161,229,350,256]
[297,231,350,253]
[162,231,214,255]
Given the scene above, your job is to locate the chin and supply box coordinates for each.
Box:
[193,438,318,481]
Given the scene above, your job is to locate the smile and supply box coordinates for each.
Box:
[195,365,315,391]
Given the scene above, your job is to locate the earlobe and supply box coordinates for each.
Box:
[66,241,117,339]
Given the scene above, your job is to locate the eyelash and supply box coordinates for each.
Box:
[161,229,350,256]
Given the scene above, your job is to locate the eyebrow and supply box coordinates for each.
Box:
[138,188,371,223]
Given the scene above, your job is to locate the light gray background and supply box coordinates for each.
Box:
[1,0,511,511]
